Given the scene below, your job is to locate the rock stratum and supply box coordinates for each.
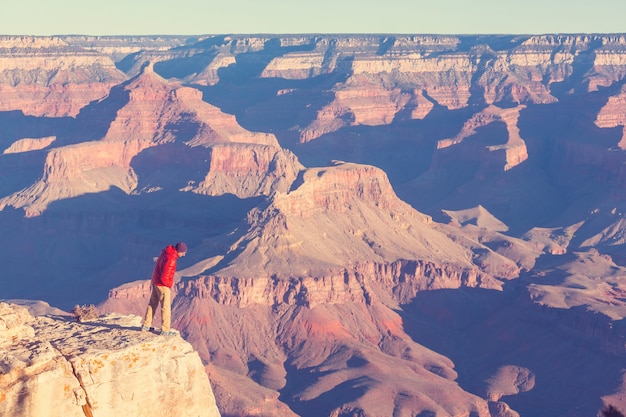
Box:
[2,34,626,417]
[0,302,220,417]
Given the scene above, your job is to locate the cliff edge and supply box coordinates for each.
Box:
[0,302,221,417]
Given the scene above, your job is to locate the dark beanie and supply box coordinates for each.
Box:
[175,242,188,253]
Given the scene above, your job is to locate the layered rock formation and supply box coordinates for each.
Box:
[596,83,626,149]
[192,160,508,287]
[100,160,529,416]
[2,33,626,417]
[189,143,302,198]
[437,105,529,171]
[0,36,127,117]
[0,62,288,216]
[251,34,626,143]
[0,302,220,417]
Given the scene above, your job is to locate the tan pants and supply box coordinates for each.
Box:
[143,285,171,332]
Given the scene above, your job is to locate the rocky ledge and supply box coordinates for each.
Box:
[0,302,220,417]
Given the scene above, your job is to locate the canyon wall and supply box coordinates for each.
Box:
[2,33,626,417]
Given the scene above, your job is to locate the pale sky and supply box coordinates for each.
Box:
[1,0,625,36]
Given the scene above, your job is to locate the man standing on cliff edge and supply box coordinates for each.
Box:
[142,242,187,336]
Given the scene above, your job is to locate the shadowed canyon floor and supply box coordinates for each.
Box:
[403,283,625,417]
[2,34,626,416]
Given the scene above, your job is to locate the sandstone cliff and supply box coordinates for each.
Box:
[0,36,127,117]
[436,105,529,172]
[189,143,303,198]
[596,83,626,149]
[0,302,220,417]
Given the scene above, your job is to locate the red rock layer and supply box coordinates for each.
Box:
[0,65,284,215]
[191,144,302,198]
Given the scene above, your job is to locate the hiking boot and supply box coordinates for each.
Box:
[141,325,154,332]
[160,330,177,337]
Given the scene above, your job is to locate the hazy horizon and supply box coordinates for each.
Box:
[3,0,625,36]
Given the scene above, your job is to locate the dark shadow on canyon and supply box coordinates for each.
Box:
[0,189,262,310]
[152,36,228,80]
[0,74,131,147]
[400,275,625,417]
[549,37,604,99]
[0,149,48,196]
[456,35,529,53]
[198,37,354,146]
[279,361,370,417]
[0,110,73,149]
[294,105,477,184]
[0,100,128,196]
[199,64,352,146]
[131,141,213,192]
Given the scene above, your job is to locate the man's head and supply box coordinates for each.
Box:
[175,242,187,257]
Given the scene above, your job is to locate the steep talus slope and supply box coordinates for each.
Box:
[104,278,501,417]
[0,302,220,417]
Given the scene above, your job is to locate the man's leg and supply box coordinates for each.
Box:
[158,286,172,332]
[142,285,160,328]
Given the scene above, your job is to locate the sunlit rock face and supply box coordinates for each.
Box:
[2,33,626,417]
[0,302,221,417]
[189,143,303,198]
[0,36,127,117]
[0,62,283,216]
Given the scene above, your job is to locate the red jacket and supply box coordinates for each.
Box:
[151,245,178,288]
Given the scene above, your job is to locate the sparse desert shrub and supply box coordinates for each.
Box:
[72,304,98,322]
